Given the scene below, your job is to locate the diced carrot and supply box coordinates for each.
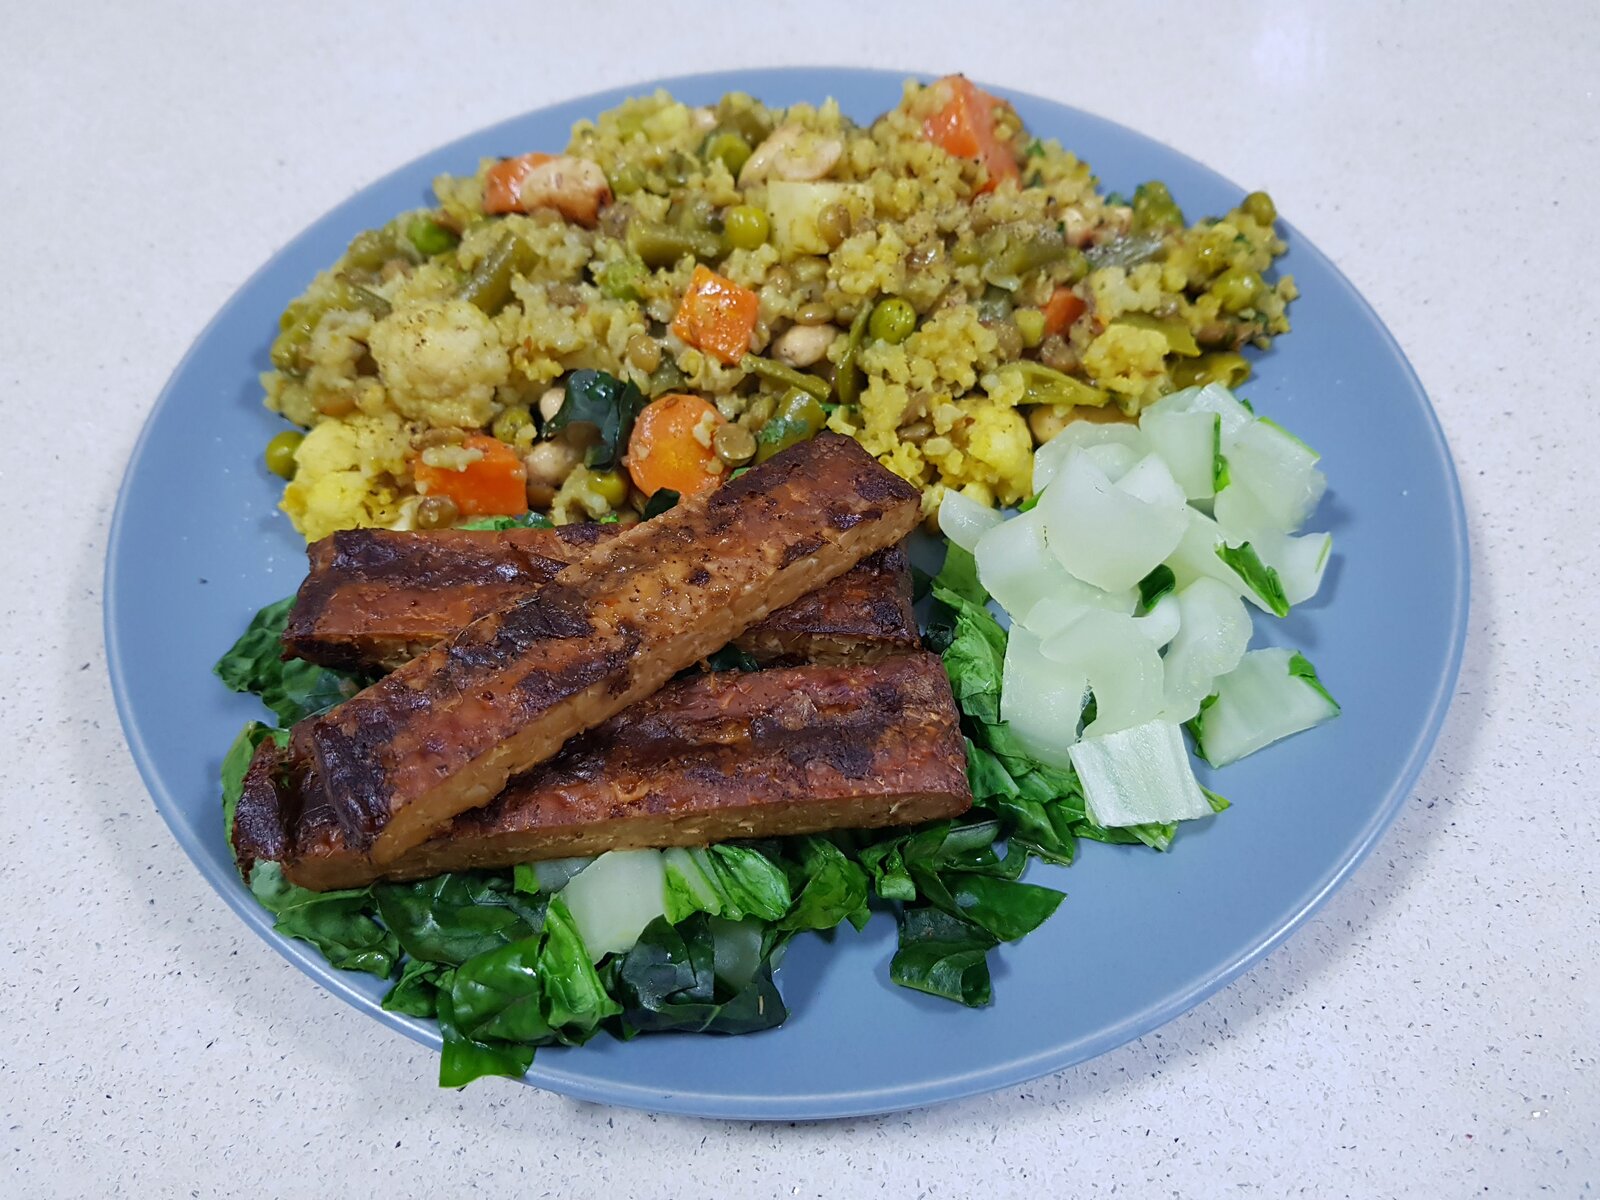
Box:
[625,393,726,498]
[922,75,1020,195]
[413,434,529,517]
[483,153,554,215]
[1042,287,1088,337]
[670,265,761,366]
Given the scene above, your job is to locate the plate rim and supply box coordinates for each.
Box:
[104,65,1471,1120]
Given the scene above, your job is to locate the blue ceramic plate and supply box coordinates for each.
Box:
[106,68,1468,1120]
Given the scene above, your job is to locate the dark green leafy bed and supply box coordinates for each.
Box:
[216,544,1200,1086]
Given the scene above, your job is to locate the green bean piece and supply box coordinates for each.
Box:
[646,356,687,398]
[343,227,404,273]
[722,204,770,251]
[702,131,753,177]
[741,354,830,403]
[1085,233,1164,272]
[1239,190,1277,227]
[713,97,773,148]
[1114,312,1200,356]
[662,151,694,187]
[868,297,917,345]
[598,257,647,302]
[977,225,1073,287]
[269,279,388,375]
[627,220,722,269]
[459,232,538,314]
[1171,351,1252,390]
[406,216,460,257]
[340,278,392,319]
[975,284,1014,323]
[264,430,304,479]
[1003,360,1111,408]
[1131,181,1185,235]
[833,303,873,406]
[755,388,828,463]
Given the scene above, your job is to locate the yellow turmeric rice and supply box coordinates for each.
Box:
[260,77,1294,541]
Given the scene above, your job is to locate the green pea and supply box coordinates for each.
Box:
[722,204,770,251]
[1212,266,1266,314]
[702,131,753,177]
[1240,191,1277,227]
[407,216,460,257]
[868,297,917,345]
[265,430,304,479]
[491,405,534,444]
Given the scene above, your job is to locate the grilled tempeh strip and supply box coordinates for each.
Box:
[235,653,971,891]
[281,528,918,673]
[298,433,922,863]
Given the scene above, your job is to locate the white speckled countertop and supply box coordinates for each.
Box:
[3,2,1596,1194]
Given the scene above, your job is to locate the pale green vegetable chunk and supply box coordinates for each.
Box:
[1038,449,1186,592]
[1069,719,1215,827]
[560,849,667,961]
[1191,647,1341,767]
[1000,625,1087,767]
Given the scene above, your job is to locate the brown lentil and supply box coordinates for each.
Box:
[713,423,757,465]
[415,495,459,529]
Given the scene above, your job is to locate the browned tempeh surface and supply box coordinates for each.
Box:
[280,528,918,673]
[234,653,971,891]
[296,433,922,864]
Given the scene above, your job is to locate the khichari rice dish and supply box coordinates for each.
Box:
[260,76,1294,541]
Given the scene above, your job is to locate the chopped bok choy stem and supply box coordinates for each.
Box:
[1068,719,1217,827]
[1189,647,1341,766]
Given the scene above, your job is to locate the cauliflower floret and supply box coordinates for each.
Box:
[931,400,1031,506]
[367,298,509,429]
[1082,323,1169,407]
[280,412,414,541]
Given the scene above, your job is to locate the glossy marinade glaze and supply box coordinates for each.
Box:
[295,433,922,863]
[282,528,918,672]
[236,652,970,891]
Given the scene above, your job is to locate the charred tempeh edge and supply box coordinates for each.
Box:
[298,433,922,864]
[234,653,971,891]
[281,528,918,673]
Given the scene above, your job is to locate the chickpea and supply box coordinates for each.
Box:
[1027,405,1072,445]
[537,386,566,424]
[525,439,580,491]
[771,323,835,368]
